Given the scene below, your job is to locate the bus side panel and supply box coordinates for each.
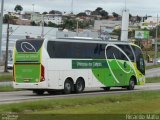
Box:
[46,59,72,89]
[92,60,135,87]
[46,59,105,89]
[47,71,61,89]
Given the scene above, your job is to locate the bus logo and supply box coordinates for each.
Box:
[21,42,36,52]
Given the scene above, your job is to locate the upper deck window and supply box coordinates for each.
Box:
[16,39,43,52]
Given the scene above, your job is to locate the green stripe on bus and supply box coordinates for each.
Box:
[72,60,108,69]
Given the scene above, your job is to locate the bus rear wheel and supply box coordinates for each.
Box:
[75,78,85,93]
[64,79,73,94]
[47,90,55,95]
[33,90,45,95]
[127,78,135,90]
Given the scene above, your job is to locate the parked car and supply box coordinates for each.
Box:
[157,58,160,64]
[7,60,13,69]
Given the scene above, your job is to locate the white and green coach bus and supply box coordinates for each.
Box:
[13,37,145,95]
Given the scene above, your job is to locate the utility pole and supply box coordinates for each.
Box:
[32,4,35,12]
[0,0,4,62]
[41,15,44,38]
[76,20,79,36]
[154,14,158,65]
[4,13,10,72]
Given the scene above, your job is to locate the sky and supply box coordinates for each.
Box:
[3,0,160,16]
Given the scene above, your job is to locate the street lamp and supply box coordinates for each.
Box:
[4,12,11,72]
[154,14,158,65]
[0,0,4,63]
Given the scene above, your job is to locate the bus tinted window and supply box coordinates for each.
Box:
[106,46,121,59]
[118,45,135,62]
[132,46,145,75]
[16,40,43,52]
[47,41,106,59]
[93,44,106,59]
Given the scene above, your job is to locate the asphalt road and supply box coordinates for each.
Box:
[146,68,160,78]
[0,83,160,104]
[0,65,160,104]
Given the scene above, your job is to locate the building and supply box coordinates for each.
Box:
[31,12,43,24]
[15,19,31,25]
[94,20,122,33]
[20,11,33,20]
[44,14,62,25]
[140,22,156,29]
[145,17,160,24]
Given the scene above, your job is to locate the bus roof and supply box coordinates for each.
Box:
[16,37,141,49]
[46,37,138,46]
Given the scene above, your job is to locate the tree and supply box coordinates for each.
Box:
[136,15,141,22]
[14,5,23,13]
[3,14,9,23]
[3,13,17,24]
[49,10,55,14]
[31,21,37,26]
[112,12,119,18]
[95,7,103,12]
[77,12,87,17]
[42,11,48,14]
[44,22,47,26]
[49,10,62,15]
[48,21,57,27]
[62,19,76,30]
[129,14,132,21]
[112,29,121,40]
[92,7,109,19]
[100,10,108,19]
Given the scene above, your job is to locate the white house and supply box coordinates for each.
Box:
[44,14,62,25]
[94,20,121,33]
[31,12,43,24]
[145,17,160,24]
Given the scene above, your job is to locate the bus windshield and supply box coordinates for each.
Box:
[132,46,145,75]
[16,39,44,52]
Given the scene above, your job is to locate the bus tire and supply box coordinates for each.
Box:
[127,78,135,90]
[47,91,55,95]
[64,79,73,94]
[75,78,85,93]
[103,87,110,91]
[33,90,45,95]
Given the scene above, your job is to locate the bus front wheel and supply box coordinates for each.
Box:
[64,79,74,94]
[75,78,85,93]
[127,78,135,90]
[102,87,110,91]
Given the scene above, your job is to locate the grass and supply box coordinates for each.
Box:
[0,86,20,92]
[146,77,160,83]
[0,86,22,92]
[0,72,13,81]
[146,64,160,70]
[143,51,160,60]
